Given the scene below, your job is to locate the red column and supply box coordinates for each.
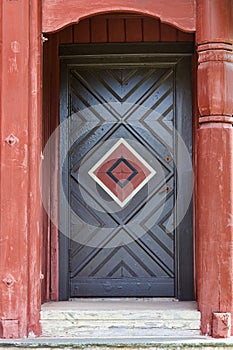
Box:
[196,0,233,337]
[0,0,41,338]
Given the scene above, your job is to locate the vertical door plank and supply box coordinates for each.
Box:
[49,33,60,301]
[59,26,73,44]
[143,17,160,42]
[108,18,125,42]
[161,23,177,41]
[91,17,108,43]
[125,18,143,42]
[42,37,51,303]
[177,30,194,42]
[74,19,91,43]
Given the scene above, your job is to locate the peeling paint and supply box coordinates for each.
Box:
[10,41,20,53]
[22,144,28,171]
[8,57,18,73]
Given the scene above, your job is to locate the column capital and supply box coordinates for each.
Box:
[197,43,233,65]
[197,42,233,119]
[196,0,233,121]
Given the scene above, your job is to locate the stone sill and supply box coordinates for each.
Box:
[1,337,233,349]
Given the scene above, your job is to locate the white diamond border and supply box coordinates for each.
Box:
[88,138,156,208]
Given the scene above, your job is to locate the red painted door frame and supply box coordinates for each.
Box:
[0,0,41,339]
[1,0,233,339]
[42,0,196,33]
[196,0,233,337]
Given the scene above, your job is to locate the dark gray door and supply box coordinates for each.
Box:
[59,44,193,300]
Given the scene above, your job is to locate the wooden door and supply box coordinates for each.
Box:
[59,44,193,300]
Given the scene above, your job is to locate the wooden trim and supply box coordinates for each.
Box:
[0,0,41,338]
[59,42,194,58]
[42,0,196,34]
[27,0,42,335]
[192,52,198,302]
[175,55,194,300]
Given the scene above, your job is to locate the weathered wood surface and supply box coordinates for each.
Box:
[0,0,41,339]
[196,0,233,338]
[42,0,196,33]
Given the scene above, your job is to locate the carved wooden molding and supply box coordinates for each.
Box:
[198,43,233,64]
[197,41,233,118]
[199,116,233,124]
[198,43,232,52]
[198,50,233,64]
[42,0,196,33]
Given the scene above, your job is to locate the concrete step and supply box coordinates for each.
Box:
[40,299,201,338]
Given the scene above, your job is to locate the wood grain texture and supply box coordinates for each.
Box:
[90,17,108,43]
[42,38,50,304]
[108,18,125,42]
[42,32,60,304]
[125,18,143,42]
[196,0,233,43]
[143,17,160,42]
[42,0,196,33]
[160,23,177,41]
[177,30,194,42]
[196,0,233,337]
[72,16,194,44]
[74,19,90,43]
[58,26,73,44]
[197,126,233,336]
[0,0,41,339]
[48,33,60,302]
[27,0,42,337]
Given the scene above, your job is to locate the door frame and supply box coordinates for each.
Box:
[59,42,194,301]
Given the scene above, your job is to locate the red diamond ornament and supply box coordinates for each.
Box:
[88,138,156,207]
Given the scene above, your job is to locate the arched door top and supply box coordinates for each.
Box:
[42,0,196,33]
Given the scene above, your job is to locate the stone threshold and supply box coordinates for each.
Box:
[42,298,198,310]
[40,299,201,338]
[1,336,233,349]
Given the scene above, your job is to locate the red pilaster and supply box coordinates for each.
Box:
[196,0,233,337]
[0,0,41,338]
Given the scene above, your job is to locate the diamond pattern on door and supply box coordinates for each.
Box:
[88,138,156,207]
[63,66,176,297]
